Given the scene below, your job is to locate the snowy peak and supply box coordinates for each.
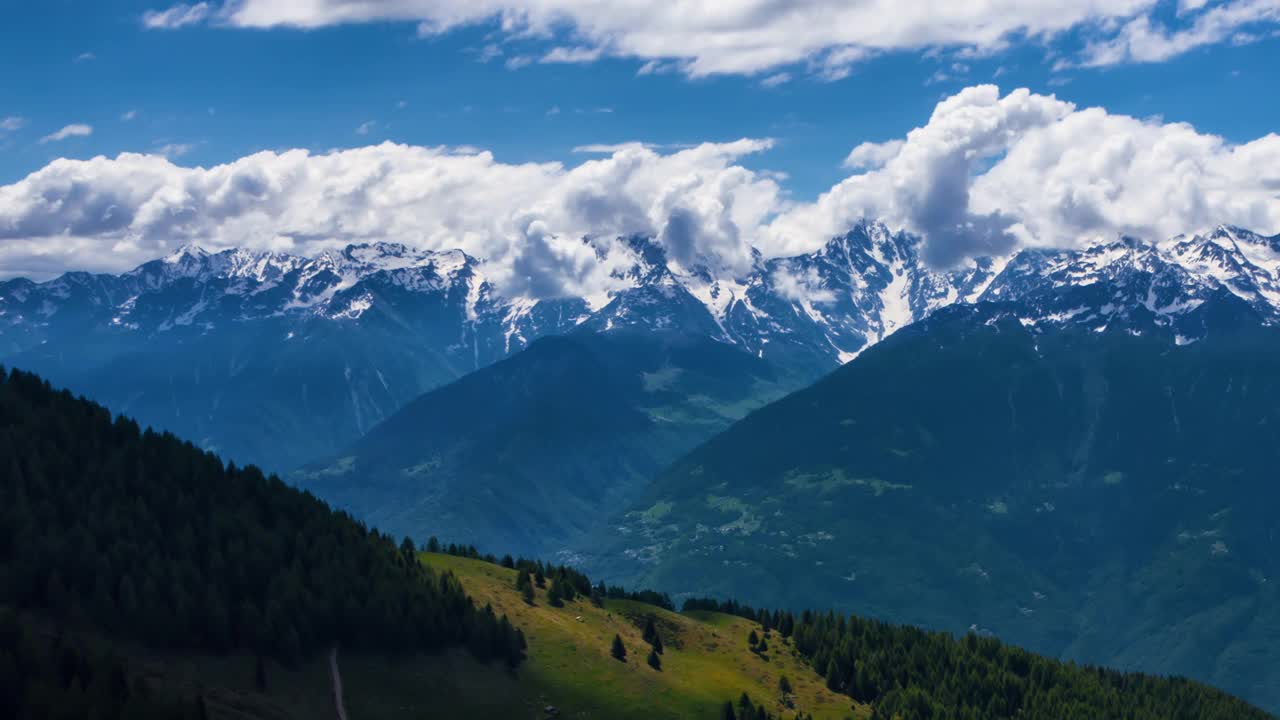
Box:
[3,221,1277,378]
[979,228,1280,341]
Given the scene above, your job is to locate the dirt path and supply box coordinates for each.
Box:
[329,647,349,720]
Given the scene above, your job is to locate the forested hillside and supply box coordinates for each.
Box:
[600,304,1280,711]
[0,366,523,717]
[686,598,1270,720]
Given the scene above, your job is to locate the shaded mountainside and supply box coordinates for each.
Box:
[593,303,1280,712]
[295,330,792,557]
[0,244,586,472]
[0,365,525,718]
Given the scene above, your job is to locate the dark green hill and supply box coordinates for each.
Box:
[0,365,523,718]
[595,304,1280,712]
[295,330,792,556]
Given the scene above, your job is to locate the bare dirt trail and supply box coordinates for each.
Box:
[329,647,349,720]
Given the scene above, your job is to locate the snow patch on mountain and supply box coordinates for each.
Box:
[2,222,1276,377]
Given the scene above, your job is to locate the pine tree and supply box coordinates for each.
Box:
[399,537,416,564]
[748,630,759,648]
[521,582,535,605]
[825,659,840,692]
[720,701,737,720]
[547,579,564,608]
[557,571,577,601]
[642,617,657,644]
[515,569,531,593]
[610,634,627,662]
[653,632,664,655]
[534,567,546,588]
[779,675,792,697]
[647,647,662,670]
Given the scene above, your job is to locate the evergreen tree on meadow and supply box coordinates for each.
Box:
[611,634,627,662]
[647,647,662,670]
[516,569,535,605]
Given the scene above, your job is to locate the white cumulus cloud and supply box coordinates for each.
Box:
[140,0,1280,78]
[0,140,781,293]
[2,87,1278,286]
[764,85,1280,264]
[1076,0,1280,67]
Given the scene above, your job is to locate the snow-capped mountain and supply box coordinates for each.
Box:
[0,241,593,360]
[1,220,1274,470]
[5,221,1274,363]
[981,225,1280,342]
[570,221,1005,376]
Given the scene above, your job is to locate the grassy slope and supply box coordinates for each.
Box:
[404,553,864,720]
[12,551,861,720]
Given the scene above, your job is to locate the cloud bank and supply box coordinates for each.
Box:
[2,86,1278,288]
[766,85,1280,262]
[0,139,779,291]
[142,0,1280,78]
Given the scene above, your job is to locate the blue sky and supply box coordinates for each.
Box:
[0,1,1278,280]
[3,1,1278,198]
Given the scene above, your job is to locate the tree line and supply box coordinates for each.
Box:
[429,539,676,610]
[686,598,1269,720]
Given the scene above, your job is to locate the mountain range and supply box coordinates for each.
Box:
[3,221,1277,471]
[590,301,1280,710]
[4,219,1280,712]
